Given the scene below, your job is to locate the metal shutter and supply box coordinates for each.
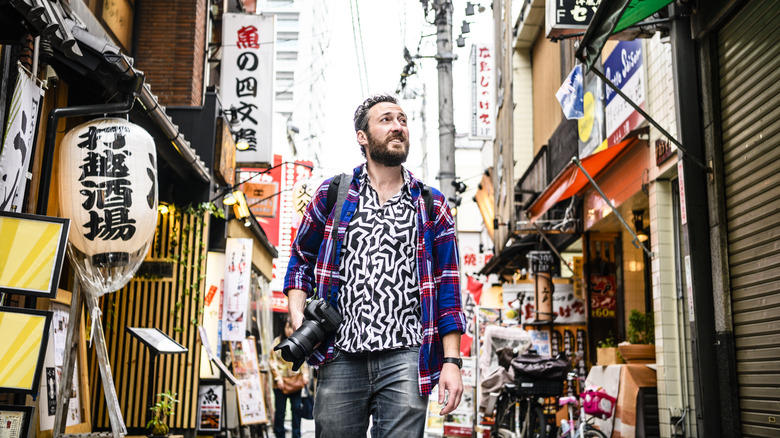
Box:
[718,0,780,435]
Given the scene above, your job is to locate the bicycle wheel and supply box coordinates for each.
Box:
[491,391,517,438]
[582,426,607,438]
[520,400,546,438]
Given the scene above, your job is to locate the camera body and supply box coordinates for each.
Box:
[274,299,342,370]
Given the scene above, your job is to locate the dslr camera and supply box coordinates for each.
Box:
[274,299,342,370]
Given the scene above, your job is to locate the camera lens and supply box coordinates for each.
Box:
[275,320,327,370]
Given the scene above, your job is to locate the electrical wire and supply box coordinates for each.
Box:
[349,0,367,96]
[353,0,370,93]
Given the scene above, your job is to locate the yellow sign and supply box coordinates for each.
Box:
[0,212,68,297]
[0,308,51,391]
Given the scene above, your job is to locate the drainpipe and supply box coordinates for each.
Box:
[36,92,136,215]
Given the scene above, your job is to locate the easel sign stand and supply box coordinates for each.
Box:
[126,327,188,418]
[53,280,127,438]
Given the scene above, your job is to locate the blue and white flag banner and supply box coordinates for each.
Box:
[556,64,584,120]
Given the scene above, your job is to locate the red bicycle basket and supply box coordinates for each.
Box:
[581,386,617,419]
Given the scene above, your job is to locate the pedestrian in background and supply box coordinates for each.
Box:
[285,93,466,437]
[270,318,309,438]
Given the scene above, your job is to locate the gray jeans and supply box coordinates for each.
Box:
[314,347,429,438]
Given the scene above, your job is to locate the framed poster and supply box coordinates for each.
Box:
[0,307,52,393]
[0,211,69,298]
[229,338,267,425]
[197,384,223,432]
[35,290,91,437]
[0,405,33,438]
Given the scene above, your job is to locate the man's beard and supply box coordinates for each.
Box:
[366,131,409,167]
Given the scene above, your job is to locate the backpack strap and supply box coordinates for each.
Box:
[420,184,435,222]
[326,174,342,214]
[326,173,350,305]
[328,174,435,220]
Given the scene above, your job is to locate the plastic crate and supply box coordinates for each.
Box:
[513,374,564,396]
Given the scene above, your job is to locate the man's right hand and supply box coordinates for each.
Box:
[287,289,308,330]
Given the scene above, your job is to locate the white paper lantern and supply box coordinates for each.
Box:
[58,118,158,296]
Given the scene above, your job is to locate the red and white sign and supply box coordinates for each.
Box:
[271,291,288,313]
[220,13,275,166]
[470,44,495,139]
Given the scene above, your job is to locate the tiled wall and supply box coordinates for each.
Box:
[644,34,698,438]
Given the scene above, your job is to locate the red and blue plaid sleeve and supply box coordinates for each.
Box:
[284,179,331,297]
[432,193,467,336]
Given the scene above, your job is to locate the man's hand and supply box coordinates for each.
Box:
[438,362,463,415]
[287,289,308,330]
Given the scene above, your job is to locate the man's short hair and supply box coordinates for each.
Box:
[353,94,398,133]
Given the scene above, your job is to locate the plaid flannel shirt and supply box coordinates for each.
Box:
[284,164,466,395]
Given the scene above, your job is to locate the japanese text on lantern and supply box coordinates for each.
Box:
[470,44,495,139]
[77,126,139,241]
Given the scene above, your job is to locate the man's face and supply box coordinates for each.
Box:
[360,102,410,167]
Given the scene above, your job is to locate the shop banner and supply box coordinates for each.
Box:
[223,238,252,341]
[470,44,495,139]
[556,65,584,120]
[221,13,275,166]
[0,66,43,211]
[604,39,645,146]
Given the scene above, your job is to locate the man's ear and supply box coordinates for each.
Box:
[356,130,368,146]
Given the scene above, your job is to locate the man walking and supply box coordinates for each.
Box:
[284,94,466,437]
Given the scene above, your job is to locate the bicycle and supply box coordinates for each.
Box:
[491,379,552,438]
[489,350,570,438]
[557,371,616,438]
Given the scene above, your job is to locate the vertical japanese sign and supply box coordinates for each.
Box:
[470,44,495,139]
[271,158,312,293]
[223,238,252,341]
[0,66,43,212]
[221,13,275,166]
[604,40,645,147]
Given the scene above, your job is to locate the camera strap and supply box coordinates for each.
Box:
[326,173,351,305]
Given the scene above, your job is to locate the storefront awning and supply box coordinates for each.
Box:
[478,236,537,277]
[576,0,673,73]
[526,136,639,223]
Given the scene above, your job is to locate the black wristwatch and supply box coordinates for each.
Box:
[443,357,463,369]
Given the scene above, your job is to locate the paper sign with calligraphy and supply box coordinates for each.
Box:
[223,238,253,341]
[0,66,43,212]
[470,44,495,139]
[221,13,275,166]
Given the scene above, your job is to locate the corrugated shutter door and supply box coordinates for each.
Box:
[718,0,780,435]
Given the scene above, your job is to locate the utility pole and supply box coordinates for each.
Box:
[432,0,456,205]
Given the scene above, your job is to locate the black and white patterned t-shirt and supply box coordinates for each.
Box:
[334,169,422,352]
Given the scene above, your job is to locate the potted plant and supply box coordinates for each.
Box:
[618,310,656,364]
[596,333,623,365]
[147,390,179,437]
